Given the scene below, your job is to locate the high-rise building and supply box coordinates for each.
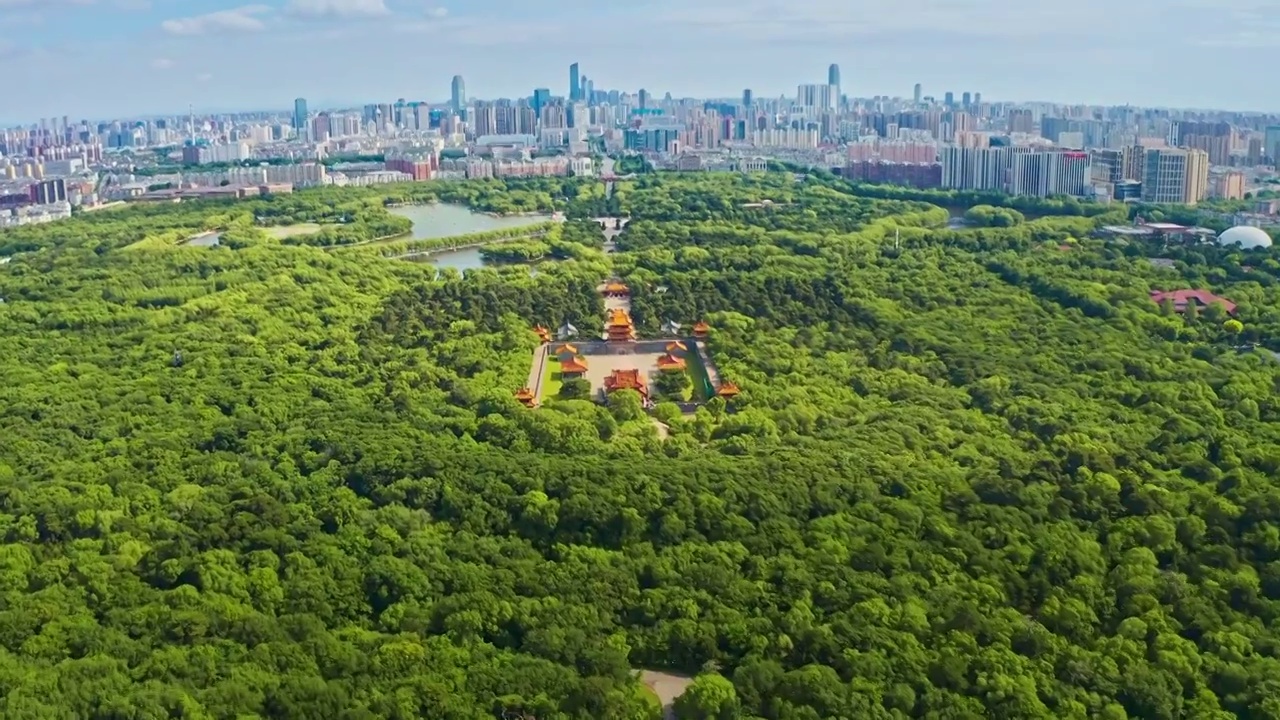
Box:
[31,178,67,205]
[1142,147,1209,205]
[1264,126,1280,164]
[962,91,972,108]
[796,84,836,112]
[743,89,753,108]
[828,64,840,105]
[944,91,954,107]
[941,145,1031,191]
[974,92,982,106]
[532,88,551,118]
[1008,150,1090,197]
[451,75,466,112]
[913,83,922,104]
[292,98,308,132]
[569,63,580,101]
[637,89,649,110]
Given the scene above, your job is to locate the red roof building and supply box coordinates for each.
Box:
[656,353,686,371]
[560,356,589,376]
[603,369,647,399]
[1150,289,1237,315]
[514,387,537,407]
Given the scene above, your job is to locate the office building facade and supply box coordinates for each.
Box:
[1141,148,1209,205]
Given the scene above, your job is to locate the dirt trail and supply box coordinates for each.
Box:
[638,670,693,720]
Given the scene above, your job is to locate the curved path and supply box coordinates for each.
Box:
[638,670,693,720]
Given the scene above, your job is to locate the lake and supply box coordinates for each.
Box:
[386,203,550,272]
[186,232,222,247]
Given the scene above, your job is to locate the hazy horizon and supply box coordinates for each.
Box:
[1,0,1277,123]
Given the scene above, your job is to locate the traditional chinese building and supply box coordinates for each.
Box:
[515,387,537,407]
[665,341,687,354]
[692,321,711,339]
[603,281,630,297]
[717,381,740,398]
[606,308,637,341]
[534,325,550,343]
[560,355,589,378]
[656,353,686,371]
[603,368,647,400]
[553,343,579,359]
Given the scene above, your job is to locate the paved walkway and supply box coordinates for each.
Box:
[638,670,692,720]
[693,341,722,387]
[526,344,548,403]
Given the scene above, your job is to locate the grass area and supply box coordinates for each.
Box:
[542,356,564,400]
[685,341,715,401]
[263,223,322,239]
[638,683,662,712]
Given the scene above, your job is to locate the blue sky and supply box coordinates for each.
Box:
[0,0,1277,123]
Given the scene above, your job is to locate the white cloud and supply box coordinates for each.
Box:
[161,5,269,35]
[196,72,214,82]
[0,0,146,7]
[425,6,447,18]
[284,0,389,19]
[151,57,173,69]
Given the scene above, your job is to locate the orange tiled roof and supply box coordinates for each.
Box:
[717,381,740,396]
[560,356,589,373]
[657,353,686,370]
[604,368,646,391]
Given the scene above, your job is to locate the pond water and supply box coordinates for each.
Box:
[386,203,550,272]
[186,232,222,247]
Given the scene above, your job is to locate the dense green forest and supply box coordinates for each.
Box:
[3,171,1280,719]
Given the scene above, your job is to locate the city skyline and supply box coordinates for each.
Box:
[1,0,1279,122]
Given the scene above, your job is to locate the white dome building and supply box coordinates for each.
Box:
[1217,225,1274,249]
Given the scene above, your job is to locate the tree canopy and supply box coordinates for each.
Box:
[2,170,1280,719]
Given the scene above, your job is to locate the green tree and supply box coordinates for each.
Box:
[674,674,740,720]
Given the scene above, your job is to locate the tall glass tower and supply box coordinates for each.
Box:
[450,75,466,113]
[569,63,580,101]
[292,98,308,132]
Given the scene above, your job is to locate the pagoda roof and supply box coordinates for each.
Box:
[657,353,686,370]
[693,320,711,331]
[560,356,589,373]
[604,281,629,292]
[553,343,579,355]
[717,381,741,396]
[514,387,536,402]
[604,368,646,390]
[665,341,687,352]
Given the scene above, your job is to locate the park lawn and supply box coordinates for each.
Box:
[263,223,323,239]
[543,356,564,399]
[638,683,662,713]
[684,345,714,401]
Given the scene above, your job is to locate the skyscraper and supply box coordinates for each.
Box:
[743,89,753,108]
[569,63,580,101]
[828,64,840,89]
[944,91,954,107]
[450,75,465,113]
[292,98,308,132]
[638,88,649,110]
[532,88,551,118]
[1265,126,1280,164]
[913,83,922,104]
[962,91,972,108]
[580,74,590,102]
